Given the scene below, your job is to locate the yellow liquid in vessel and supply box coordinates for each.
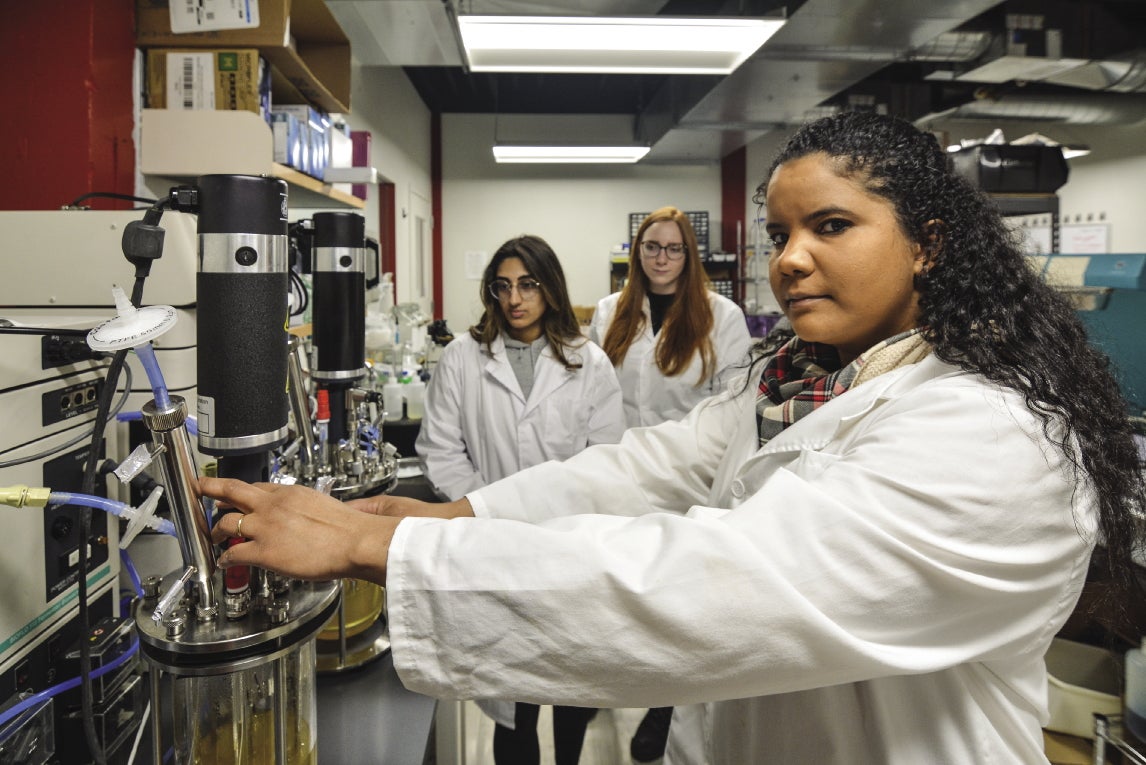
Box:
[317,580,384,640]
[190,709,314,765]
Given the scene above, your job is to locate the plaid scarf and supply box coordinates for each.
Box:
[756,329,930,445]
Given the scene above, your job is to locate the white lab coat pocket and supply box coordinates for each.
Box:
[541,398,590,460]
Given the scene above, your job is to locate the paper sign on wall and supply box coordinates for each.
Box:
[1061,224,1110,255]
[465,251,488,280]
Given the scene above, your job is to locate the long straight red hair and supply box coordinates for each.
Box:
[600,207,715,383]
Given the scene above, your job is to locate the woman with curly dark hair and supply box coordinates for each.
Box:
[205,113,1144,765]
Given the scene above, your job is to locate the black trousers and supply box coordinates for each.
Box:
[492,702,598,765]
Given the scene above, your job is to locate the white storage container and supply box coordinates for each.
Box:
[1044,637,1122,739]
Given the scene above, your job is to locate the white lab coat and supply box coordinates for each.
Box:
[413,331,625,728]
[589,290,752,428]
[415,332,625,503]
[389,353,1096,764]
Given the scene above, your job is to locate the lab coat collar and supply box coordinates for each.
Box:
[754,353,956,457]
[481,333,578,413]
[482,335,525,404]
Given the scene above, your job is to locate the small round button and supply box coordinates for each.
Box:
[234,246,258,266]
[339,254,353,268]
[730,479,746,498]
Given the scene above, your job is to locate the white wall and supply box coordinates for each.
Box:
[440,113,721,335]
[291,65,434,311]
[346,66,434,308]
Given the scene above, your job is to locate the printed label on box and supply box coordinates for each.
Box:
[169,0,261,33]
[166,52,215,110]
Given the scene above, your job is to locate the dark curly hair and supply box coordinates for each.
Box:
[755,111,1144,613]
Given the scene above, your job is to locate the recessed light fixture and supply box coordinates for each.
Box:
[492,145,651,164]
[458,16,785,75]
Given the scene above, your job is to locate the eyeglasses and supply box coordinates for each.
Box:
[489,278,542,301]
[640,240,687,260]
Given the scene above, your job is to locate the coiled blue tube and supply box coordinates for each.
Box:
[48,492,176,537]
[133,343,170,409]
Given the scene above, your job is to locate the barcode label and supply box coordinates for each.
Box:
[167,53,215,110]
[182,58,194,108]
[169,0,260,34]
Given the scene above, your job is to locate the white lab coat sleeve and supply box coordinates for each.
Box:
[581,344,625,447]
[388,379,1094,710]
[466,388,739,523]
[587,294,615,347]
[415,339,485,501]
[712,297,753,392]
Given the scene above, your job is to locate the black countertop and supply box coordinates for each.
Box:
[315,468,443,764]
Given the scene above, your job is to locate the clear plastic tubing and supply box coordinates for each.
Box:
[134,342,171,409]
[49,491,176,537]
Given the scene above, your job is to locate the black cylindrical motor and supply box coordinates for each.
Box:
[194,175,291,478]
[310,211,367,442]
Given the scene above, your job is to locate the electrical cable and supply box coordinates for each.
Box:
[0,326,92,337]
[0,362,132,469]
[289,266,310,317]
[76,269,150,765]
[67,192,158,208]
[0,635,140,730]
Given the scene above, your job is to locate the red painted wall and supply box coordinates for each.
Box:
[0,0,136,210]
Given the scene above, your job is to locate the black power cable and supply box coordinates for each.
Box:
[74,190,173,765]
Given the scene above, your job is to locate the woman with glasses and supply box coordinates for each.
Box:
[591,207,752,761]
[414,234,623,765]
[591,206,752,431]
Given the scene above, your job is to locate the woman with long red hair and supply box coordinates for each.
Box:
[591,206,752,431]
[591,207,751,761]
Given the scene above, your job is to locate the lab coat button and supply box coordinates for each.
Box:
[731,479,745,498]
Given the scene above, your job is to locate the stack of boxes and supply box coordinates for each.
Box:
[136,0,352,183]
[146,49,272,123]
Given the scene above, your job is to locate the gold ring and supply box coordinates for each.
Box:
[236,515,246,539]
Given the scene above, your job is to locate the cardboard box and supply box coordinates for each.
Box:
[136,0,351,113]
[271,111,305,170]
[137,0,292,48]
[272,105,329,178]
[146,49,270,119]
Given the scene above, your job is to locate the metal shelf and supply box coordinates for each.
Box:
[140,109,364,210]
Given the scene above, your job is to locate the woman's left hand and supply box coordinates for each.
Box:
[202,476,398,586]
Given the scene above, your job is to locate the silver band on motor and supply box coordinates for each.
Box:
[201,233,289,274]
[198,425,291,453]
[313,246,364,273]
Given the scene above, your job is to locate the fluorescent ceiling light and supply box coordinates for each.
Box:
[493,145,651,164]
[458,16,785,75]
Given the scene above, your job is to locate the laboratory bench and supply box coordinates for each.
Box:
[316,466,443,764]
[317,652,436,765]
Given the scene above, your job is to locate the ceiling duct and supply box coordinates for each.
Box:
[908,31,994,63]
[1044,51,1146,93]
[918,91,1146,125]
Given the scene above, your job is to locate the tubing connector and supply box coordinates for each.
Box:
[0,485,51,508]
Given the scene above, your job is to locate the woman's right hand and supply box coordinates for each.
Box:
[345,494,474,520]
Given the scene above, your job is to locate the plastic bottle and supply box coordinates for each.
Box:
[404,375,425,420]
[383,376,404,422]
[1127,638,1146,740]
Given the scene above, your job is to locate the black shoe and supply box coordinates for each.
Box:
[630,706,673,763]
